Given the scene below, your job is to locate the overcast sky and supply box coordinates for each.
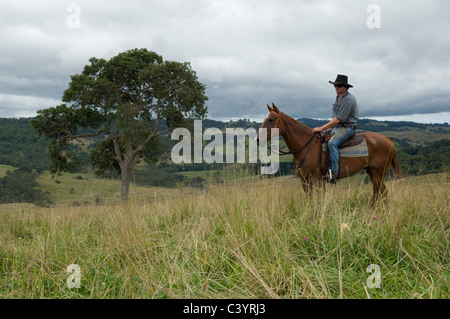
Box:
[1,0,449,123]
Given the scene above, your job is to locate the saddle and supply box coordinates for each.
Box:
[291,129,367,181]
[320,130,365,149]
[317,130,367,181]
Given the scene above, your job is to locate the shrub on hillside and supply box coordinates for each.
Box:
[0,167,53,206]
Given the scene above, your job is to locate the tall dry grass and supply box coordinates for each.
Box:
[0,173,448,299]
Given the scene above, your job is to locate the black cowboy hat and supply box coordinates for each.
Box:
[329,74,353,88]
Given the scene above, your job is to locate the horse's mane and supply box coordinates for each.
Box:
[282,112,312,132]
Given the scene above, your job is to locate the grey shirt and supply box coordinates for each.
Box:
[332,91,358,124]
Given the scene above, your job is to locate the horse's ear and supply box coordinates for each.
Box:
[267,104,273,112]
[272,102,280,114]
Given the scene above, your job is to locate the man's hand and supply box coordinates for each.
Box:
[312,117,341,134]
[312,126,324,133]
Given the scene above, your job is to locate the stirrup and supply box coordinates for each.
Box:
[322,169,332,179]
[329,175,337,184]
[322,169,337,184]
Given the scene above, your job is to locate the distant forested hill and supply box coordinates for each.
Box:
[0,117,448,177]
[395,138,450,175]
[0,118,50,172]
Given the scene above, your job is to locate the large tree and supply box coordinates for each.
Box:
[31,48,208,203]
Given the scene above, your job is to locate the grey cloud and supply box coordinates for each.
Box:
[0,0,449,122]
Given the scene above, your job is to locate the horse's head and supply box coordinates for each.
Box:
[257,102,283,145]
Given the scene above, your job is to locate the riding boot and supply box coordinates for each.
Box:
[329,173,337,184]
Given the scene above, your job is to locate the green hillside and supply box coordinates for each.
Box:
[0,117,448,204]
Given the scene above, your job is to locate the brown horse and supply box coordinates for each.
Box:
[260,103,403,205]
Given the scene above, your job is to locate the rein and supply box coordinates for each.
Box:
[279,134,318,156]
[274,112,319,156]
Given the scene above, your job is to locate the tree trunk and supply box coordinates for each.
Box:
[120,162,133,204]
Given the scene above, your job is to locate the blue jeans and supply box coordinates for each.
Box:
[328,127,355,176]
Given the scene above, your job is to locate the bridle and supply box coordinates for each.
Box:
[270,111,286,138]
[269,111,319,156]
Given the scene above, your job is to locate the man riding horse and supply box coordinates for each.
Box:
[312,74,358,184]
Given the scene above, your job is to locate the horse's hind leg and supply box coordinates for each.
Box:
[366,167,388,206]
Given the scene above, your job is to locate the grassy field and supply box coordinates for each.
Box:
[35,172,151,205]
[378,130,450,144]
[0,173,448,299]
[0,164,15,178]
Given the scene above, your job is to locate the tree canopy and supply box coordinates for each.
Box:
[31,48,208,202]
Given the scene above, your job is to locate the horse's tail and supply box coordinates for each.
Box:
[391,152,404,179]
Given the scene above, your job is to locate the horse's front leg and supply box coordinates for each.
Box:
[296,168,314,196]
